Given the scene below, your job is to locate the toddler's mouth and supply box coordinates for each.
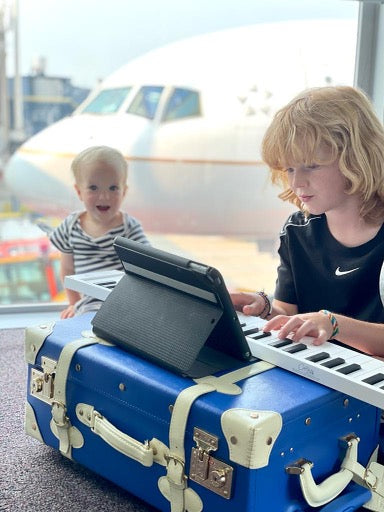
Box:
[97,205,110,211]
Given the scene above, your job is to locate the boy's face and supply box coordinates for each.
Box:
[285,146,352,216]
[74,160,128,223]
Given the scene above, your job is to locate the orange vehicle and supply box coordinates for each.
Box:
[0,237,64,304]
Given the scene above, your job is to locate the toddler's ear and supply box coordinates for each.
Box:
[74,183,82,200]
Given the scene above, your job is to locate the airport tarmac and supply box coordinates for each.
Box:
[150,233,279,294]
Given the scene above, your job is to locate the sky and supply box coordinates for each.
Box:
[5,0,359,89]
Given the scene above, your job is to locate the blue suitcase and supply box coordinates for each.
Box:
[25,313,384,511]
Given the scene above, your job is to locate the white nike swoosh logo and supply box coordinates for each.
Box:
[335,266,360,276]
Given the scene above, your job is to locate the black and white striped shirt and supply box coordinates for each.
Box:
[50,211,150,313]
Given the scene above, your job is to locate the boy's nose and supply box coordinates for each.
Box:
[291,168,306,188]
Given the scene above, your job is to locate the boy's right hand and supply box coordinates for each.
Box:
[229,291,266,317]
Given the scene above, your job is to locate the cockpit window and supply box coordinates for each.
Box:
[81,87,131,114]
[127,86,164,119]
[162,88,201,122]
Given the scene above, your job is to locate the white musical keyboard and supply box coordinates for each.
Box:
[65,271,384,409]
[64,270,124,301]
[246,328,384,409]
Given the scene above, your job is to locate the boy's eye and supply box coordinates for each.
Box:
[285,167,294,174]
[306,164,320,170]
[109,185,119,191]
[88,185,98,191]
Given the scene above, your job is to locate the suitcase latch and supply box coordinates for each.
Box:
[189,427,233,499]
[30,356,57,404]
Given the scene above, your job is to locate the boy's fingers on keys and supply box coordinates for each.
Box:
[264,314,290,332]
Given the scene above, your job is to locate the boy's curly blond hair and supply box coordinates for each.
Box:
[261,86,384,224]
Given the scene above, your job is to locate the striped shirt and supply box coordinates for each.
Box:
[50,211,150,314]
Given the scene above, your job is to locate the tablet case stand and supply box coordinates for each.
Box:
[92,272,245,378]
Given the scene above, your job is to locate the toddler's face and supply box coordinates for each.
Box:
[74,160,127,222]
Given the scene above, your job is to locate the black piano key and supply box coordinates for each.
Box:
[321,357,345,368]
[337,363,361,375]
[243,327,259,336]
[362,373,384,385]
[250,331,272,340]
[240,322,246,327]
[97,281,118,288]
[284,343,307,354]
[270,339,292,348]
[306,352,330,362]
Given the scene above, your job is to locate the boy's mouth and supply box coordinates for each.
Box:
[97,205,110,211]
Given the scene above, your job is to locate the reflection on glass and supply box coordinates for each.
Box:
[127,86,164,119]
[162,88,201,122]
[81,87,132,114]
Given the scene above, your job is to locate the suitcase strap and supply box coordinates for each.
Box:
[50,337,98,458]
[159,359,274,512]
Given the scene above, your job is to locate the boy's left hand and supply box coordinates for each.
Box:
[264,312,333,345]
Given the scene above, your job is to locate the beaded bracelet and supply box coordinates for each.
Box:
[257,291,272,319]
[319,309,339,339]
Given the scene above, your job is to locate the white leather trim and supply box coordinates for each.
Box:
[25,323,55,364]
[25,402,44,443]
[221,408,282,468]
[50,337,97,458]
[158,477,203,512]
[50,419,84,449]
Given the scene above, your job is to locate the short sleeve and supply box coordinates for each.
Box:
[49,213,78,253]
[123,214,150,245]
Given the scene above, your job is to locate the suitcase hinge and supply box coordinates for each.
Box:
[30,356,57,404]
[189,427,233,499]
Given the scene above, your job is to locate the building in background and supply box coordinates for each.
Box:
[7,67,89,150]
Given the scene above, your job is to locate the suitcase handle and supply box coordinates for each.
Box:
[318,482,371,511]
[76,403,155,467]
[287,434,378,508]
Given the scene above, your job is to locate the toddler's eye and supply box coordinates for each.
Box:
[110,185,119,191]
[89,185,98,191]
[285,167,294,174]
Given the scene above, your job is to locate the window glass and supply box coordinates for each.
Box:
[0,257,63,304]
[0,238,63,305]
[81,87,131,114]
[1,2,360,320]
[162,88,201,121]
[127,86,164,119]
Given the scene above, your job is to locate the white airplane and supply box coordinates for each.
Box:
[4,19,357,239]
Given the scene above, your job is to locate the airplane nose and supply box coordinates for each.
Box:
[4,151,81,214]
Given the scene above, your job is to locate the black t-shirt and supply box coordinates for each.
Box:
[274,211,384,323]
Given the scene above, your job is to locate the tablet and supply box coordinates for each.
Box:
[91,237,253,377]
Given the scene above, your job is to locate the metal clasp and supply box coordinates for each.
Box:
[189,427,233,499]
[30,356,57,404]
